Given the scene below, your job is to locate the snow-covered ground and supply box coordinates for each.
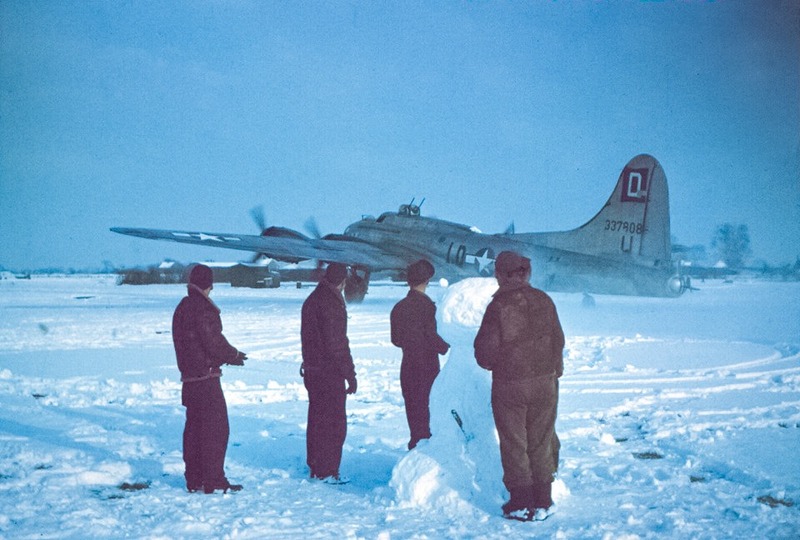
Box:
[0,275,798,539]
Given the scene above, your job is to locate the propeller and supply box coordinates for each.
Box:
[304,216,322,239]
[250,205,267,232]
[249,205,271,265]
[303,216,326,280]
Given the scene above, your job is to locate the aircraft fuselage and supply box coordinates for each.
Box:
[344,210,682,297]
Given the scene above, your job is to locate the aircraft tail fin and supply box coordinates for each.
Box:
[522,154,672,265]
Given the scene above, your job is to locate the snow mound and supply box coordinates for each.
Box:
[438,277,497,327]
[391,277,528,517]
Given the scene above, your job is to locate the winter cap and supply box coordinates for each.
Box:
[407,259,435,287]
[494,251,531,277]
[324,263,349,285]
[189,264,214,290]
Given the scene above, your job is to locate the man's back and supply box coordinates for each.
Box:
[475,284,564,382]
[301,282,354,379]
[391,290,447,367]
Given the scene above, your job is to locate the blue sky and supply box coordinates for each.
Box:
[1,0,798,271]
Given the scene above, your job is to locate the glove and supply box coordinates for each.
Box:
[228,351,247,366]
[345,375,357,395]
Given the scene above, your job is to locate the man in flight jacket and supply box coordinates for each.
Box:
[173,264,247,494]
[391,259,450,450]
[301,263,357,482]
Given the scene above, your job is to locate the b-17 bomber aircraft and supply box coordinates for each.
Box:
[112,154,689,303]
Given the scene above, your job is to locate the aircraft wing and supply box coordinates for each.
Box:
[110,227,409,270]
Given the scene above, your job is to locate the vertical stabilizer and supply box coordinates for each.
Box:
[598,154,671,263]
[522,154,672,266]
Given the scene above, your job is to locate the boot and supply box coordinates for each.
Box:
[203,479,243,494]
[502,486,534,521]
[530,481,553,510]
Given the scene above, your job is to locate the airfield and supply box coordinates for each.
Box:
[0,275,798,538]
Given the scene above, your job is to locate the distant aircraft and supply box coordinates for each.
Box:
[112,154,689,302]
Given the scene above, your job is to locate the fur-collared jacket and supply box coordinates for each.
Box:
[172,284,240,383]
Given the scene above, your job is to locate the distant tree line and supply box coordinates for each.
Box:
[712,223,752,269]
[706,223,798,280]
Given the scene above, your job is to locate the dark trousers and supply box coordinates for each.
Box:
[304,372,347,478]
[182,377,229,488]
[401,363,439,448]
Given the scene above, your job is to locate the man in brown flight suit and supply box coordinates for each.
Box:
[474,251,564,521]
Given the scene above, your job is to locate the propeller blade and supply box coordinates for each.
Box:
[249,205,268,263]
[304,217,322,239]
[250,205,267,232]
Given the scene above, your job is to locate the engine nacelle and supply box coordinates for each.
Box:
[666,275,689,296]
[261,226,310,240]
